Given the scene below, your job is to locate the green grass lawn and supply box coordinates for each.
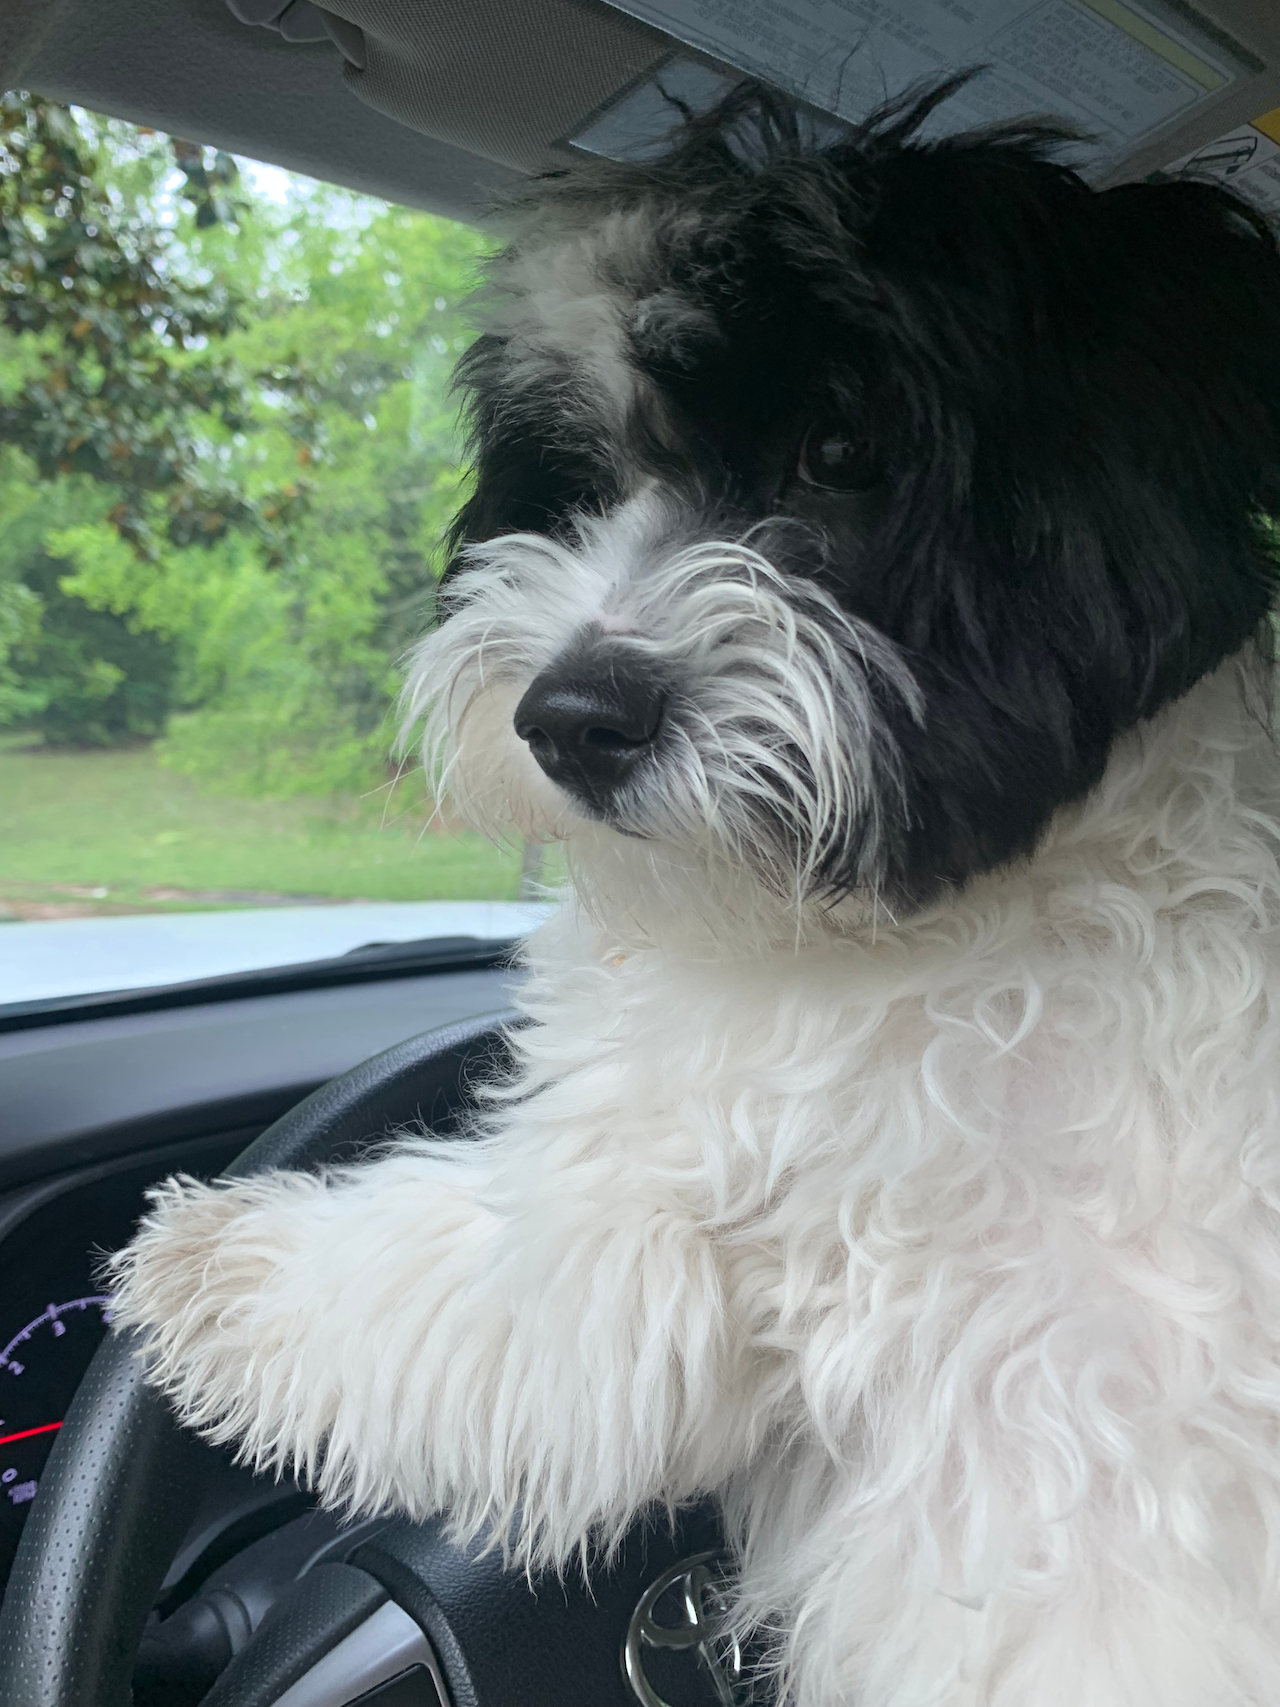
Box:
[0,740,522,916]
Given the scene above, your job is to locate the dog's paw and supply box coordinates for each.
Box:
[108,1173,276,1334]
[105,1170,331,1472]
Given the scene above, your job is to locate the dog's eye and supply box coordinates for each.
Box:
[796,419,884,493]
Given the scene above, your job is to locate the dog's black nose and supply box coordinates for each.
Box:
[514,647,666,803]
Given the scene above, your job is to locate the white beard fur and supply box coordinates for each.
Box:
[403,495,923,955]
[109,651,1280,1707]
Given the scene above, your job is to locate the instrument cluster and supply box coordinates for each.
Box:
[0,1128,248,1591]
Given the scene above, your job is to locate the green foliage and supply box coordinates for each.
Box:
[169,137,247,231]
[0,91,488,786]
[21,552,175,745]
[0,576,43,724]
[0,93,257,549]
[0,443,178,743]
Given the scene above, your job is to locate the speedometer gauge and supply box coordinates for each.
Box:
[0,1296,113,1578]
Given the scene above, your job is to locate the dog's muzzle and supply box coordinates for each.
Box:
[514,640,666,810]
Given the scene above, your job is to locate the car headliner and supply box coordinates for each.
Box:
[2,0,1279,224]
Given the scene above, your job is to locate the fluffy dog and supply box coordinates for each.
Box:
[112,82,1280,1706]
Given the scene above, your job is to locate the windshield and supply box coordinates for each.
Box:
[0,95,551,1005]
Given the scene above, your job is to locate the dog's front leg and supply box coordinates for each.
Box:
[108,1118,754,1562]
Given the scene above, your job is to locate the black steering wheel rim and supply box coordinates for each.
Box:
[0,1009,521,1707]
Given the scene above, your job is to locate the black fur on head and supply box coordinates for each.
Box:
[435,77,1280,911]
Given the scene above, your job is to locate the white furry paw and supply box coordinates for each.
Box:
[106,1170,334,1477]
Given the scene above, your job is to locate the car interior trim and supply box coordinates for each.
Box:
[265,1599,448,1707]
[0,972,517,1190]
[3,0,1278,223]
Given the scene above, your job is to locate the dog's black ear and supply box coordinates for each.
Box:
[853,153,1280,905]
[1089,174,1280,521]
[891,150,1280,711]
[1072,176,1280,707]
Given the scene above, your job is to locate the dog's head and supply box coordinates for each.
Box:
[407,80,1280,933]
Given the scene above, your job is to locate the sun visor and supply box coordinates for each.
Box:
[290,0,671,172]
[301,0,1278,203]
[213,0,1280,207]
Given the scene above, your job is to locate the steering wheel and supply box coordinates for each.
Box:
[0,1013,746,1707]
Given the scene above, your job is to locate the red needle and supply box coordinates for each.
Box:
[0,1421,61,1449]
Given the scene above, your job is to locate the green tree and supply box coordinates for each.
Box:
[0,92,271,743]
[0,92,262,548]
[0,92,486,780]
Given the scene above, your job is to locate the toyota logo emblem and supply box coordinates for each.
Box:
[621,1550,756,1707]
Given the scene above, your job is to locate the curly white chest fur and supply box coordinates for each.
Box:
[111,665,1280,1706]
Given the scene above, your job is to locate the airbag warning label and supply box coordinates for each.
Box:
[1168,106,1280,215]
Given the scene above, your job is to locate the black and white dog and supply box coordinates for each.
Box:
[114,83,1280,1705]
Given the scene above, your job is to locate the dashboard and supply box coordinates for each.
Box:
[0,1125,253,1589]
[0,962,516,1599]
